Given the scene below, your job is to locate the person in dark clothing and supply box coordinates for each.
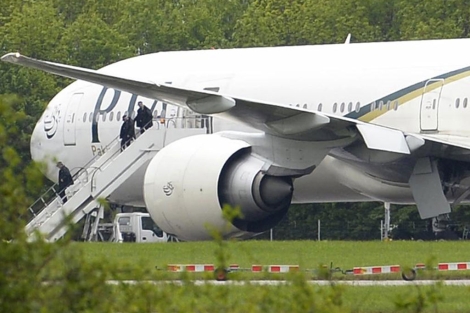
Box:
[120,114,136,151]
[135,101,153,134]
[57,161,73,203]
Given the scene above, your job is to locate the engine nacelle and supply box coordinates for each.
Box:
[143,134,293,241]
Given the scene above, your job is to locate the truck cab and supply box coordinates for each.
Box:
[112,212,169,243]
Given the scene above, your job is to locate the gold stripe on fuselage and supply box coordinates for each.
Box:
[355,67,470,123]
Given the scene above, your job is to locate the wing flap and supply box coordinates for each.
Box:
[356,124,411,154]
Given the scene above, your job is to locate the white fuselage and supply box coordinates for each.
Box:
[31,38,470,207]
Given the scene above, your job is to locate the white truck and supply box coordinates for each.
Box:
[111,212,172,243]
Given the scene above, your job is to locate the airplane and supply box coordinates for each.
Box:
[3,38,470,241]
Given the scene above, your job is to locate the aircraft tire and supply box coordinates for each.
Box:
[401,268,416,281]
[214,268,229,281]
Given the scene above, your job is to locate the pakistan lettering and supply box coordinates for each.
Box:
[91,144,108,156]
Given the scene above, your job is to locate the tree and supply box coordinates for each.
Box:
[233,0,378,47]
[0,0,67,167]
[60,12,134,69]
[395,0,464,40]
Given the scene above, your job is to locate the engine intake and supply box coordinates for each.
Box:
[143,134,293,241]
[219,151,293,232]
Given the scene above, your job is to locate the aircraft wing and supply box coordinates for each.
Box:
[1,52,466,156]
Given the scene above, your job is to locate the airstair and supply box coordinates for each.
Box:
[25,115,209,242]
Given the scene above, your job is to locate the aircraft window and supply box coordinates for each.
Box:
[348,102,352,112]
[102,113,106,122]
[333,103,337,113]
[394,100,399,111]
[386,100,391,110]
[83,112,87,122]
[355,102,360,112]
[89,112,93,122]
[432,99,436,110]
[371,101,376,111]
[340,102,345,113]
[303,104,307,109]
[109,112,114,121]
[318,103,322,111]
[296,104,300,107]
[379,100,384,110]
[117,111,121,121]
[464,98,468,108]
[456,98,460,108]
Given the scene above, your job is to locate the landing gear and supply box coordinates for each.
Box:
[432,214,450,234]
[432,214,460,240]
[381,202,391,241]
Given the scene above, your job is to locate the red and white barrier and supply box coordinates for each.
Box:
[167,264,215,272]
[166,261,470,275]
[415,263,426,270]
[353,265,401,275]
[438,262,470,271]
[268,265,300,273]
[251,265,300,272]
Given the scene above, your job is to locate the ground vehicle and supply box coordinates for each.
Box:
[111,212,169,243]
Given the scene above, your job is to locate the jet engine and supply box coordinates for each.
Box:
[143,134,294,241]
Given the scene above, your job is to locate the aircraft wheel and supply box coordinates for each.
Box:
[214,268,228,281]
[401,268,416,281]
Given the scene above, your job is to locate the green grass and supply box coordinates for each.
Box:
[103,280,470,312]
[342,285,470,312]
[52,240,470,312]
[77,240,470,277]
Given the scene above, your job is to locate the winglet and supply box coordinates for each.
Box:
[344,34,351,44]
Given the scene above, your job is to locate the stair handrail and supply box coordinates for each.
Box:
[25,115,207,223]
[25,132,123,222]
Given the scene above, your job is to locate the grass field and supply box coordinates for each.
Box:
[59,240,470,312]
[77,240,470,278]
